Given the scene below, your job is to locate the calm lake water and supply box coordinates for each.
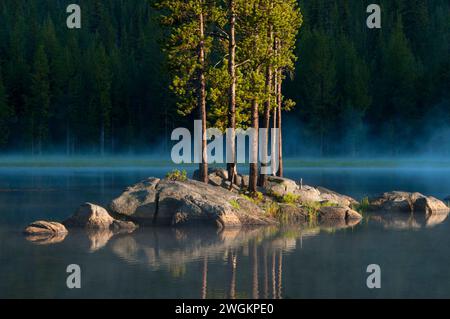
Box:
[1,165,450,299]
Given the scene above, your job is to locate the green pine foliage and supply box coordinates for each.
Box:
[0,0,446,156]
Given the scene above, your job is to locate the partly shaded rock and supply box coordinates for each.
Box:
[109,178,160,222]
[24,221,68,235]
[318,206,362,221]
[369,191,450,215]
[266,176,299,196]
[111,178,275,228]
[317,187,358,207]
[294,186,322,203]
[63,203,115,229]
[414,196,449,215]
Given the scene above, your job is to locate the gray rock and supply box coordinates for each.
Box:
[369,191,450,215]
[109,178,160,222]
[266,176,299,196]
[414,196,450,215]
[63,203,115,229]
[294,185,323,202]
[110,178,275,228]
[317,187,358,207]
[318,206,362,221]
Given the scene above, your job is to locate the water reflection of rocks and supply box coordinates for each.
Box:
[368,211,449,230]
[23,209,449,299]
[110,226,329,299]
[24,220,360,299]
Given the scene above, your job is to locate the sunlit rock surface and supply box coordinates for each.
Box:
[64,203,115,229]
[24,220,68,235]
[369,191,450,215]
[110,178,275,228]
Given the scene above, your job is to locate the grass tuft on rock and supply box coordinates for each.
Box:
[352,197,370,216]
[229,199,241,210]
[166,169,187,182]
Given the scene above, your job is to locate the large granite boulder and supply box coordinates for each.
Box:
[63,203,115,229]
[110,178,160,220]
[110,178,275,228]
[369,191,449,215]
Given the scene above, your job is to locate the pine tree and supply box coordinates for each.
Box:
[156,0,218,183]
[28,44,51,154]
[296,30,336,156]
[0,72,12,147]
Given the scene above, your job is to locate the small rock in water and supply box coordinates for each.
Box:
[24,220,68,235]
[63,203,115,229]
[24,221,68,245]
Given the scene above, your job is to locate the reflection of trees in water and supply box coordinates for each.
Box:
[111,226,321,299]
[75,222,361,299]
[201,255,208,299]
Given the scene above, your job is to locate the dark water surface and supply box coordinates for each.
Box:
[1,166,450,298]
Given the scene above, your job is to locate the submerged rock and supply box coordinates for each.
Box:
[369,191,449,215]
[24,221,68,235]
[110,178,275,228]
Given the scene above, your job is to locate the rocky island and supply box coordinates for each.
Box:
[24,169,450,244]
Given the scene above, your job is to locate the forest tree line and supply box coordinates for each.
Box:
[0,0,448,157]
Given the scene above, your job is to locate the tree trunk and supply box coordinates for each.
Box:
[258,25,273,187]
[227,0,237,186]
[272,73,278,176]
[277,69,283,177]
[198,10,209,183]
[249,99,259,193]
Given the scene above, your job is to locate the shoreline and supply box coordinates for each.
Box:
[1,157,450,169]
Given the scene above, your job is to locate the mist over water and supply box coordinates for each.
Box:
[282,99,450,158]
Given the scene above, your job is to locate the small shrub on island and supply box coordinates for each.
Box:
[166,169,188,182]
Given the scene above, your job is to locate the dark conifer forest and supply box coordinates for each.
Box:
[0,0,448,156]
